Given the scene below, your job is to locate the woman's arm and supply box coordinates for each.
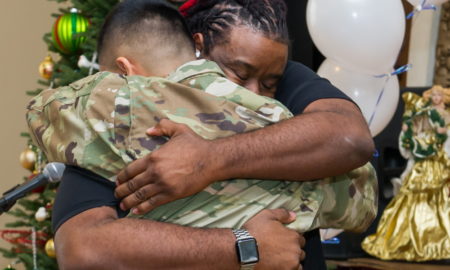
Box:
[114,62,374,213]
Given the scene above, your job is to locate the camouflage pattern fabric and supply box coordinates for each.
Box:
[27,59,377,233]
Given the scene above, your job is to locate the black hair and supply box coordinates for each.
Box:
[98,0,195,67]
[184,0,289,54]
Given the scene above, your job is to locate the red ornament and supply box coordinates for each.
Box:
[28,174,45,194]
[45,202,53,210]
[179,0,198,16]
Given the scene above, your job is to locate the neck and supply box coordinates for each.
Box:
[433,102,445,110]
[145,53,196,77]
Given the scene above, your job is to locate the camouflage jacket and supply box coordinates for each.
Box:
[27,59,377,232]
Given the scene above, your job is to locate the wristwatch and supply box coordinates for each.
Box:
[232,229,259,270]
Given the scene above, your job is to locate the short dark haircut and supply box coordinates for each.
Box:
[183,0,289,54]
[98,0,195,68]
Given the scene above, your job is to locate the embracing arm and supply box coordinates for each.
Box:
[54,167,306,270]
[115,62,374,212]
[55,206,238,270]
[56,207,303,270]
[213,98,374,181]
[115,98,373,212]
[55,167,304,270]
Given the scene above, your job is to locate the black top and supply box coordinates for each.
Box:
[276,61,352,270]
[276,60,352,114]
[52,166,129,232]
[53,61,352,270]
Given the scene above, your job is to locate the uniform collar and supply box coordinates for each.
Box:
[166,59,226,83]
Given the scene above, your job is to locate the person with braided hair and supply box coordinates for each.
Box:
[115,1,375,269]
[36,2,307,269]
[38,0,375,269]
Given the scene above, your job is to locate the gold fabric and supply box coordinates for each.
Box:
[362,90,450,262]
[362,152,450,261]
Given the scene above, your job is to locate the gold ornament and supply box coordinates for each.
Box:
[19,148,36,171]
[45,238,56,258]
[38,55,54,80]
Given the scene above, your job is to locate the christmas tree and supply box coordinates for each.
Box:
[0,0,185,269]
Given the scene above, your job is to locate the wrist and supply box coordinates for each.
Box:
[231,229,259,270]
[205,137,238,181]
[224,229,242,270]
[209,136,246,181]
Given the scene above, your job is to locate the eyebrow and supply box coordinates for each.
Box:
[230,60,283,80]
[230,59,256,72]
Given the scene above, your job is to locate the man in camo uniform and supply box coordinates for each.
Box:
[26,1,377,234]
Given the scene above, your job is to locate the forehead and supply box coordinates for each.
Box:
[219,26,288,73]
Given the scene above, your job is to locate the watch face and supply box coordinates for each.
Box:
[237,238,259,264]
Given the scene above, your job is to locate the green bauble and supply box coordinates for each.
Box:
[3,265,15,270]
[52,9,90,54]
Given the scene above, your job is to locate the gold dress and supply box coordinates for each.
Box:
[362,92,450,261]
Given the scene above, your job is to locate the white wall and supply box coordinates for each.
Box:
[407,8,441,87]
[0,1,61,268]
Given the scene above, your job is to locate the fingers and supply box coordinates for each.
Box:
[298,234,306,248]
[130,194,169,215]
[299,249,306,262]
[119,183,162,211]
[146,119,184,137]
[265,208,297,224]
[115,169,154,199]
[116,158,148,185]
[133,194,169,215]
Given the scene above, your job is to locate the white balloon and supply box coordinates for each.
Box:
[407,0,448,6]
[307,0,405,75]
[318,59,400,136]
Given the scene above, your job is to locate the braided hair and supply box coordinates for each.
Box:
[182,0,288,54]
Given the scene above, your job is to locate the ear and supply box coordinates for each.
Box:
[193,33,205,54]
[115,57,137,76]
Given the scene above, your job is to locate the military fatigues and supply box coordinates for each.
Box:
[27,59,377,232]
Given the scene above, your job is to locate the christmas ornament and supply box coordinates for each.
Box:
[34,207,48,222]
[30,172,45,193]
[45,202,53,209]
[38,55,54,79]
[3,265,15,270]
[78,53,99,75]
[31,227,38,270]
[52,8,90,54]
[19,148,36,171]
[0,229,48,247]
[45,238,56,258]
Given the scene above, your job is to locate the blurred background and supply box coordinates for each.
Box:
[0,0,447,268]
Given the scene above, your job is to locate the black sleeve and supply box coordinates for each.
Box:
[276,61,333,270]
[275,61,354,114]
[52,166,129,233]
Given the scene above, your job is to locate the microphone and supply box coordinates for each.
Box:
[0,162,65,214]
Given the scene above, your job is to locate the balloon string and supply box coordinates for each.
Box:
[374,64,412,78]
[368,77,390,127]
[369,64,412,127]
[406,0,437,19]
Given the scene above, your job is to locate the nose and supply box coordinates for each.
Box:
[245,81,261,95]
